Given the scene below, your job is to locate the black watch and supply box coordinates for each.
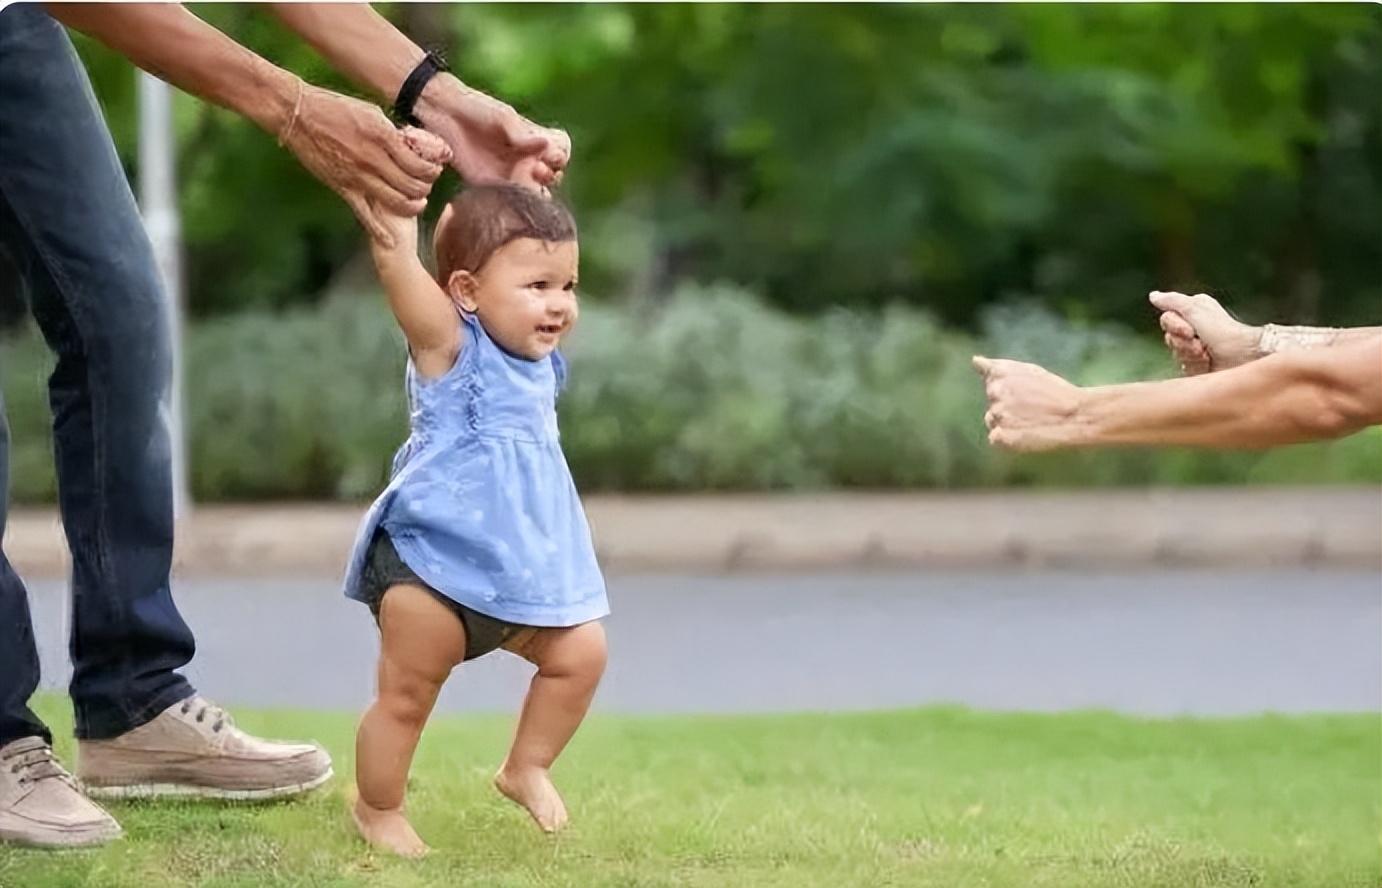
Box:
[393,51,450,126]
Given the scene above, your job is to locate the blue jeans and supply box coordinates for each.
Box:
[0,4,196,744]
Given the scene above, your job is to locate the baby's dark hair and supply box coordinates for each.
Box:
[432,184,577,284]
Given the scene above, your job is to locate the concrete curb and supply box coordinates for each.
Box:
[5,488,1378,578]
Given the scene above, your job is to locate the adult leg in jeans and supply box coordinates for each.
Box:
[0,4,196,745]
[0,382,49,747]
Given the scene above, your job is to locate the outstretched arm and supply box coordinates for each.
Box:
[974,335,1382,451]
[51,4,297,134]
[368,129,462,379]
[264,3,425,104]
[1150,290,1382,374]
[266,3,571,190]
[48,3,442,245]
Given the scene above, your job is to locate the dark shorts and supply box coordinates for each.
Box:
[359,530,529,661]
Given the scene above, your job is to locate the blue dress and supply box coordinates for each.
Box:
[343,313,608,627]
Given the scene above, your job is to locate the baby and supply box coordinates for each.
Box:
[343,129,608,857]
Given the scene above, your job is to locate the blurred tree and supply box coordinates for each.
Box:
[64,4,1380,327]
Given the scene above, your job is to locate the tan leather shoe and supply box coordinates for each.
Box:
[0,737,122,848]
[78,696,332,801]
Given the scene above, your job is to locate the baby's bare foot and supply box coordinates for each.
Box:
[352,796,429,858]
[494,764,568,833]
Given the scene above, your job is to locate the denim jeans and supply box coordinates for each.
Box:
[0,4,196,744]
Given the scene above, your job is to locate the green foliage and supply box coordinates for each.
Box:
[57,5,1381,330]
[3,289,1377,502]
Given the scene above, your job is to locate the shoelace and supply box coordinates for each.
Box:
[2,742,74,788]
[179,698,233,734]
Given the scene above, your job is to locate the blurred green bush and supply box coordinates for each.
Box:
[3,287,1377,502]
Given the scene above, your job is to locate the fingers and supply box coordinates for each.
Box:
[508,128,558,188]
[544,127,572,162]
[975,357,1010,436]
[509,122,571,190]
[540,127,571,178]
[1163,330,1212,374]
[1166,336,1211,376]
[509,154,563,195]
[1157,310,1197,340]
[1155,303,1214,375]
[354,172,427,229]
[399,126,454,167]
[526,156,562,190]
[345,192,395,249]
[1162,330,1208,361]
[508,155,548,192]
[385,133,443,182]
[1164,330,1209,361]
[983,410,1021,451]
[373,149,436,202]
[367,176,427,217]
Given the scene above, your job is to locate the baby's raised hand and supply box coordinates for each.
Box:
[370,127,454,254]
[401,126,454,168]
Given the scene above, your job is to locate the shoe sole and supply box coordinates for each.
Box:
[82,767,332,802]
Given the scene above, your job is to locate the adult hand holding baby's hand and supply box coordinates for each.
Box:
[279,86,449,249]
[413,74,570,193]
[1149,291,1262,375]
[365,127,453,254]
[401,126,453,168]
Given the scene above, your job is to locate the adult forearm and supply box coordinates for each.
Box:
[1075,345,1381,449]
[266,4,424,103]
[48,4,296,136]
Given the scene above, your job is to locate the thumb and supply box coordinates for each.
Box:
[1148,290,1197,316]
[972,355,995,376]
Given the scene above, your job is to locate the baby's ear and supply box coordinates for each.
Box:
[447,270,479,313]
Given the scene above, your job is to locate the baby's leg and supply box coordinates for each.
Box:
[354,583,466,857]
[495,621,607,833]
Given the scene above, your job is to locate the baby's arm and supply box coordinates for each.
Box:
[368,128,461,378]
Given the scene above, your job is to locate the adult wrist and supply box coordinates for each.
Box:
[412,71,466,127]
[243,63,301,138]
[1068,388,1105,448]
[394,51,450,126]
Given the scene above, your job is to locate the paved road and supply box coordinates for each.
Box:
[28,569,1381,717]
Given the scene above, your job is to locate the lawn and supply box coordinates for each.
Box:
[3,697,1377,887]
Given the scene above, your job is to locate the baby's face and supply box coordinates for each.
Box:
[466,238,579,360]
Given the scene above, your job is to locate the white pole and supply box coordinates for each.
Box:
[137,72,190,519]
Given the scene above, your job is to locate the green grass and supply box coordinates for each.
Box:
[3,697,1378,887]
